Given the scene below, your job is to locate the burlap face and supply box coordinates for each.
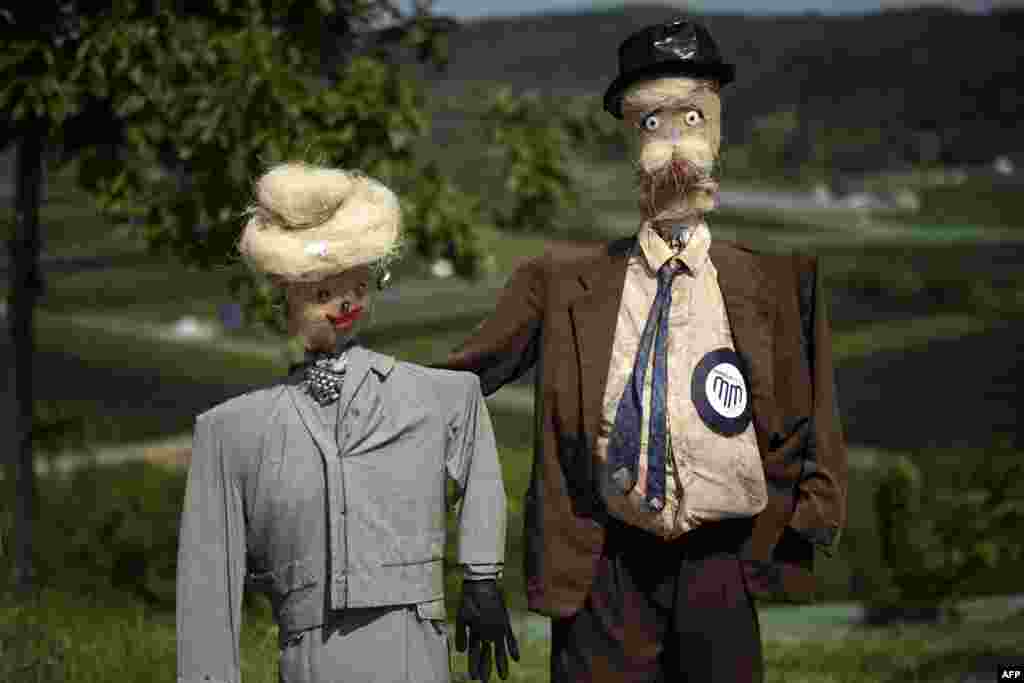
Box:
[285,264,374,353]
[621,78,722,222]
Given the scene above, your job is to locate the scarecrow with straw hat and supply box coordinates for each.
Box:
[176,162,519,683]
[440,19,848,682]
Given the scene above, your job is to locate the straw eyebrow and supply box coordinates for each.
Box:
[622,80,717,114]
[624,93,706,119]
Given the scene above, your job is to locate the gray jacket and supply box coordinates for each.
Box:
[176,346,507,683]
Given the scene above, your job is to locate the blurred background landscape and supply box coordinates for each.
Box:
[1,1,1022,681]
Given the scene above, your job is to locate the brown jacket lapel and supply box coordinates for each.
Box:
[566,237,633,441]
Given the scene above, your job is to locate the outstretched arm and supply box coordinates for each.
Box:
[439,255,547,396]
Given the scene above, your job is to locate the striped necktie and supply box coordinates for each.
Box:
[607,258,683,512]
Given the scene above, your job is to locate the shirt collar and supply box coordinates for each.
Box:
[636,221,712,276]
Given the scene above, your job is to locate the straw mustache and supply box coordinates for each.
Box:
[635,153,720,217]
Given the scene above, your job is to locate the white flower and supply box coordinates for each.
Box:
[171,316,216,340]
[431,258,454,279]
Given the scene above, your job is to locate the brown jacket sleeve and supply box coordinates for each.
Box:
[441,255,547,395]
[788,254,848,556]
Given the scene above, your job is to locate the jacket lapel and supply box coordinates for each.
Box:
[709,242,781,448]
[287,380,340,462]
[568,237,634,439]
[335,345,374,427]
[285,345,381,460]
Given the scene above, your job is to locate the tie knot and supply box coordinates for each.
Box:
[658,259,683,284]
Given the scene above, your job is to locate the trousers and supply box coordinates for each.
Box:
[551,516,763,683]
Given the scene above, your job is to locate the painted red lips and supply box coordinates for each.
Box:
[326,306,363,329]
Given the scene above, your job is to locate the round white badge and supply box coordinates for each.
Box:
[691,348,753,436]
[705,362,748,418]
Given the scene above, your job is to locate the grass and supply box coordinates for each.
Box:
[867,174,1024,231]
[2,584,1021,683]
[831,313,996,361]
[762,608,1024,683]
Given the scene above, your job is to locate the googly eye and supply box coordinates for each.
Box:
[684,110,703,127]
[641,114,660,132]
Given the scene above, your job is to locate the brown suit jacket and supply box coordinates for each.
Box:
[441,236,847,617]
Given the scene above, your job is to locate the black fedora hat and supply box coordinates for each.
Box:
[603,19,736,119]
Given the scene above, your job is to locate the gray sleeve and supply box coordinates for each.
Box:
[176,415,246,683]
[446,374,507,568]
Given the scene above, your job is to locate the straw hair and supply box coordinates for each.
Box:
[620,77,718,120]
[238,162,402,283]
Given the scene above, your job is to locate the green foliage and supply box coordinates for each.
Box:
[230,267,289,336]
[912,177,1024,230]
[872,446,1024,607]
[557,93,627,159]
[726,109,798,180]
[472,87,579,233]
[31,400,90,459]
[805,125,888,180]
[0,619,66,683]
[401,160,486,274]
[31,462,187,608]
[1,0,493,337]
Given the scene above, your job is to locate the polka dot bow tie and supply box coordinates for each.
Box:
[303,352,349,406]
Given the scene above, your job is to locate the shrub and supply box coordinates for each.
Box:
[872,445,1024,610]
[33,461,187,608]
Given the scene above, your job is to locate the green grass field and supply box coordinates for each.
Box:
[3,584,1021,683]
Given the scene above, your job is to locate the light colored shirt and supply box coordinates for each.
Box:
[595,222,768,539]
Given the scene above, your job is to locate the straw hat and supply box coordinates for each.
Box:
[238,162,402,283]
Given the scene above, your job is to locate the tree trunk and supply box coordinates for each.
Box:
[7,119,44,595]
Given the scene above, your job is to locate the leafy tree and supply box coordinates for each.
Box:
[0,0,498,595]
[449,87,624,236]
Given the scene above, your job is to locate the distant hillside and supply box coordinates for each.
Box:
[416,5,1023,169]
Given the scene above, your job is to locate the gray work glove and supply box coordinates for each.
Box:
[455,579,520,681]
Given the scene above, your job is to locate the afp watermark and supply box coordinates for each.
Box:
[981,657,1024,682]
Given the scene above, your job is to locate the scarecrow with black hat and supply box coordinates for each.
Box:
[176,162,520,683]
[440,19,847,682]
